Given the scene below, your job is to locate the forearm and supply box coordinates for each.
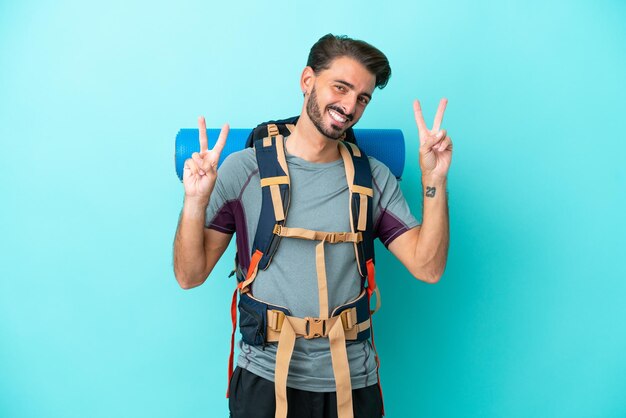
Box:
[414,175,449,282]
[173,197,209,288]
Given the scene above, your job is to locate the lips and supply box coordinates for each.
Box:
[328,108,348,125]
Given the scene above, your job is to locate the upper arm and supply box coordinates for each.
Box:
[202,227,234,280]
[387,225,421,275]
[387,225,441,284]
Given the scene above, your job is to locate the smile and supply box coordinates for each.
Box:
[328,108,348,124]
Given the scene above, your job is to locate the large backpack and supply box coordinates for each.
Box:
[227,119,384,418]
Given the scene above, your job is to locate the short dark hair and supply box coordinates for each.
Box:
[306,34,391,90]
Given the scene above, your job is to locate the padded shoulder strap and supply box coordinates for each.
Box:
[249,131,375,286]
[251,125,291,271]
[338,142,375,279]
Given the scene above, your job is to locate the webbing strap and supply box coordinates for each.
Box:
[316,241,329,319]
[358,194,368,231]
[270,184,285,221]
[274,317,297,418]
[339,144,373,197]
[260,176,289,187]
[371,287,382,316]
[329,319,354,418]
[239,250,263,293]
[273,225,362,244]
[339,142,356,191]
[351,184,373,197]
[366,259,380,314]
[226,287,238,398]
[345,141,361,157]
[265,311,370,342]
[339,143,367,277]
[368,290,385,416]
[272,316,354,418]
[366,258,376,297]
[274,132,289,177]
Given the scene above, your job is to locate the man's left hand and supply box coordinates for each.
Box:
[413,98,453,181]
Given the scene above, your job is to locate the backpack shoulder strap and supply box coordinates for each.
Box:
[249,124,291,275]
[338,141,376,290]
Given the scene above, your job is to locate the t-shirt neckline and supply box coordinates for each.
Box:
[283,135,344,169]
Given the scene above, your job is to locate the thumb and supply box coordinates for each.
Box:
[422,130,445,151]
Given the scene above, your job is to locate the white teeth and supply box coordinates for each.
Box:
[328,109,347,123]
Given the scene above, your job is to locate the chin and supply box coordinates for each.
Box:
[326,120,353,139]
[326,127,347,140]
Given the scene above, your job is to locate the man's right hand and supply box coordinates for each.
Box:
[183,117,229,203]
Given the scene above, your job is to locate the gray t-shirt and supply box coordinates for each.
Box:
[206,138,419,392]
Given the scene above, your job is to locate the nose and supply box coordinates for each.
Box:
[339,94,358,118]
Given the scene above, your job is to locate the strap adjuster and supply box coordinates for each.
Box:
[267,124,279,137]
[304,317,326,339]
[268,310,285,332]
[340,308,356,331]
[273,224,282,235]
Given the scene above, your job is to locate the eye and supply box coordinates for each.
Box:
[335,84,347,93]
[358,96,370,106]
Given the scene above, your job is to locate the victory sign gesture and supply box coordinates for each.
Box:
[413,98,453,180]
[183,117,229,202]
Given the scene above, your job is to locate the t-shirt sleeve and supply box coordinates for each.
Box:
[370,158,420,248]
[204,153,242,234]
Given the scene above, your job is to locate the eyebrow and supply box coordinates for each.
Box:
[334,79,373,101]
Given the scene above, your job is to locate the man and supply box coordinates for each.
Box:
[173,34,452,418]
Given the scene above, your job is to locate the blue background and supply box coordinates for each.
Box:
[1,0,625,417]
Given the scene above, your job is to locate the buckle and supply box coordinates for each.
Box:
[304,317,325,339]
[340,308,356,330]
[328,232,346,244]
[269,310,285,332]
[273,224,282,235]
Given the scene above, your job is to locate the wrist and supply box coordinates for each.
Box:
[183,195,209,218]
[422,175,448,200]
[422,174,447,187]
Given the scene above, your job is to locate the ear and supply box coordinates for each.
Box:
[300,66,315,95]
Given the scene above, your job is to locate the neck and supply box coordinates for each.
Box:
[285,114,341,163]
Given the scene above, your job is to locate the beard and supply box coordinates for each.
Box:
[305,86,353,140]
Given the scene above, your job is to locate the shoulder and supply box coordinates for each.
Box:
[219,147,257,177]
[213,148,259,198]
[366,156,396,192]
[367,156,392,178]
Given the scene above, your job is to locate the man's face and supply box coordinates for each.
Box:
[304,56,376,140]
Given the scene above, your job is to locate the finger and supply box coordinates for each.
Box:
[424,129,447,150]
[437,136,452,152]
[412,100,428,134]
[198,116,208,153]
[432,98,448,132]
[184,158,198,176]
[191,152,206,175]
[212,123,229,155]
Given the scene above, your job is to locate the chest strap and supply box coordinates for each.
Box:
[273,225,362,244]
